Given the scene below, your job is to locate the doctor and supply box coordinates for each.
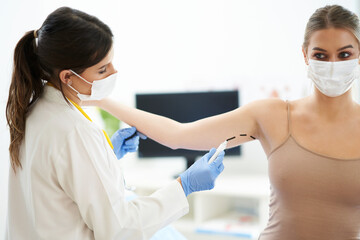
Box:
[5,7,225,240]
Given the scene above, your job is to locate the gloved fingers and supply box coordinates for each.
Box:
[113,146,121,154]
[123,143,138,149]
[111,127,137,143]
[123,146,138,152]
[217,162,225,173]
[114,150,124,159]
[113,149,122,158]
[124,136,140,146]
[208,148,217,157]
[120,126,137,138]
[123,149,137,154]
[202,148,215,161]
[210,151,225,167]
[200,148,216,164]
[137,132,147,140]
[110,129,120,142]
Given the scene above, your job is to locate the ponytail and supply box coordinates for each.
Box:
[6,7,114,173]
[6,30,44,173]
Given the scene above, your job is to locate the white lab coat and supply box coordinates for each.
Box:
[6,85,189,240]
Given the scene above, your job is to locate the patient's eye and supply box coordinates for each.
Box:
[338,52,352,59]
[313,53,327,60]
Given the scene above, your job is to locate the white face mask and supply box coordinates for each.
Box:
[307,58,360,97]
[67,70,118,101]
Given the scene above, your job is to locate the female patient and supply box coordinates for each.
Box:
[95,5,360,240]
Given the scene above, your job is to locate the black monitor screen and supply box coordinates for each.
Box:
[136,91,241,162]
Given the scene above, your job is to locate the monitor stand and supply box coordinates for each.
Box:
[173,156,197,179]
[186,156,196,169]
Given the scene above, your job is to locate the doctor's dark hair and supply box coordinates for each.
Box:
[6,7,113,172]
[303,5,360,51]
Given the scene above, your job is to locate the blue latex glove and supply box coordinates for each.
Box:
[180,148,225,196]
[111,127,147,159]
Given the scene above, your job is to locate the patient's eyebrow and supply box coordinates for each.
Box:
[337,45,353,51]
[312,45,353,52]
[312,47,327,52]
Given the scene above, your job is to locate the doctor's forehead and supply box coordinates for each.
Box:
[92,47,115,68]
[308,28,359,51]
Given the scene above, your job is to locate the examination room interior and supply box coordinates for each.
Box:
[1,0,359,239]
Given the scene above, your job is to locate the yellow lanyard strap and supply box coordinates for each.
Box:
[46,82,113,149]
[67,98,114,149]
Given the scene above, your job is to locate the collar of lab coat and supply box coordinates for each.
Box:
[41,84,114,149]
[42,84,71,106]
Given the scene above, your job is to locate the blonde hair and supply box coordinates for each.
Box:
[303,5,360,51]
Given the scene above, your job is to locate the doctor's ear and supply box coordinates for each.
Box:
[59,70,73,85]
[302,47,309,65]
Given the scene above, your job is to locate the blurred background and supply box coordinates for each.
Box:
[1,0,359,239]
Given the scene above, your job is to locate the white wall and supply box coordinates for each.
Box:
[1,0,358,238]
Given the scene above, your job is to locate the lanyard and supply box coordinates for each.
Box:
[47,83,114,149]
[67,98,114,149]
[71,97,134,191]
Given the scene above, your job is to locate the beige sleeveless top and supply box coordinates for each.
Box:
[259,101,360,240]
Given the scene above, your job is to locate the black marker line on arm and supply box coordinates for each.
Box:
[226,136,236,141]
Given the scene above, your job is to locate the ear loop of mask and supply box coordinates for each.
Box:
[303,52,315,96]
[70,70,93,85]
[66,70,92,96]
[66,80,81,95]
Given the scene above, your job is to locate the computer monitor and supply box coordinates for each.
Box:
[136,90,241,169]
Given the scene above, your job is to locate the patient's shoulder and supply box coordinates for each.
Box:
[246,98,288,119]
[250,98,290,147]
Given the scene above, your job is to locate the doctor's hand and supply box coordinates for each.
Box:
[111,127,147,159]
[179,148,225,197]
